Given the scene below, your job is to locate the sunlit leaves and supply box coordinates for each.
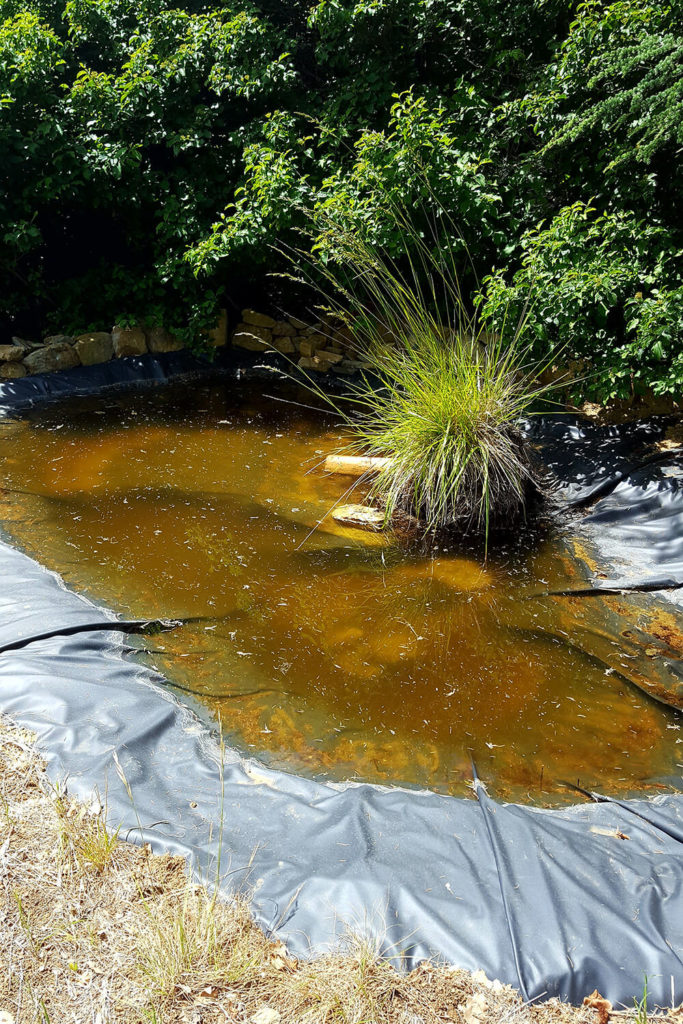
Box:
[477,203,682,399]
[0,0,680,400]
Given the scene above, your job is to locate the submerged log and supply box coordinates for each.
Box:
[323,454,391,477]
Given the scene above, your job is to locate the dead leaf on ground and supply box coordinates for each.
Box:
[589,827,630,840]
[460,992,489,1024]
[198,985,219,1000]
[583,989,612,1024]
[250,1009,281,1024]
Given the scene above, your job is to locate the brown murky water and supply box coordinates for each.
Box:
[0,379,680,802]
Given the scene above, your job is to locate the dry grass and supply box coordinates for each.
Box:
[0,713,677,1024]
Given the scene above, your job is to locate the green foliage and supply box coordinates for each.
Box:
[289,208,556,537]
[1,0,295,339]
[478,202,682,399]
[633,975,648,1024]
[192,91,502,274]
[531,1,682,177]
[0,0,680,397]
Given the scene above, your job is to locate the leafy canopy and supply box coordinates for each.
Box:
[1,0,681,398]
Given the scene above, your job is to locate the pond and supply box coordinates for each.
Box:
[0,377,680,802]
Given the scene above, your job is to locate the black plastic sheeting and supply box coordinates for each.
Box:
[524,416,683,711]
[582,459,683,595]
[0,347,228,409]
[526,416,683,595]
[1,355,682,1006]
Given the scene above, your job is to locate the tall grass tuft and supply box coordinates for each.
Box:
[283,206,558,541]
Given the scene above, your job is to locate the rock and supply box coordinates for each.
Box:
[250,1009,281,1024]
[273,336,295,355]
[75,332,113,366]
[0,345,25,363]
[580,401,602,420]
[302,323,324,336]
[660,422,683,450]
[299,334,327,357]
[340,358,370,370]
[272,321,296,337]
[331,504,385,530]
[206,308,227,347]
[315,349,343,365]
[241,309,276,329]
[297,352,342,372]
[298,355,327,372]
[288,315,309,330]
[232,324,272,352]
[23,343,80,374]
[0,362,27,379]
[309,332,328,347]
[44,334,76,347]
[333,326,355,349]
[112,326,148,358]
[147,326,183,353]
[11,336,40,352]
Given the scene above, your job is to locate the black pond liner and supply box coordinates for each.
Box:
[1,352,682,1006]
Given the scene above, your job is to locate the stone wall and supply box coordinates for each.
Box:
[1,307,365,382]
[230,313,682,420]
[231,310,368,375]
[0,312,227,380]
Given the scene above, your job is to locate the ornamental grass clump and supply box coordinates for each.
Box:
[349,326,546,535]
[287,211,557,539]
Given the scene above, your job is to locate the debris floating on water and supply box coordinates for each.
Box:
[324,454,391,477]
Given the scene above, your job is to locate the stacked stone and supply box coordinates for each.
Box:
[0,312,227,379]
[231,310,368,374]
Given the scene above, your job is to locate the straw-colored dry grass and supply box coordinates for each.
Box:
[0,714,676,1024]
